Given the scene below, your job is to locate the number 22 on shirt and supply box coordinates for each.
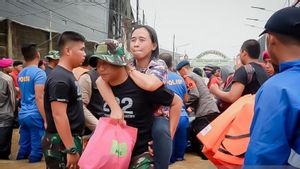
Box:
[103,97,133,115]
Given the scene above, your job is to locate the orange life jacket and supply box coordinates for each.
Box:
[197,94,255,169]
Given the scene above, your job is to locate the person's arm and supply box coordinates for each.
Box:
[210,67,246,103]
[51,101,80,168]
[34,70,47,128]
[48,80,80,168]
[51,101,74,149]
[185,77,200,107]
[182,77,189,104]
[78,74,98,131]
[35,84,46,128]
[186,87,200,106]
[96,77,123,120]
[127,59,167,92]
[210,82,245,103]
[128,68,163,91]
[184,93,188,104]
[168,94,182,138]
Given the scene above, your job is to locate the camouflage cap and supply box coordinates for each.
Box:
[89,39,133,67]
[45,50,60,60]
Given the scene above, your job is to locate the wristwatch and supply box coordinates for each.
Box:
[64,147,78,155]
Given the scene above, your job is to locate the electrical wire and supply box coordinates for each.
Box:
[3,0,134,42]
[12,1,107,27]
[292,0,300,7]
[91,1,134,21]
[9,1,77,18]
[5,1,84,36]
[6,1,65,26]
[37,31,61,47]
[32,0,107,34]
[0,8,17,15]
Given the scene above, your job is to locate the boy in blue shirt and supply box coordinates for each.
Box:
[17,44,46,163]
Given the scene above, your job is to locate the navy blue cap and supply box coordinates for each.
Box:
[176,60,190,70]
[260,7,300,40]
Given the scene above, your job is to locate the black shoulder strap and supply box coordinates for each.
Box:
[244,64,255,85]
[246,63,269,86]
[223,64,258,91]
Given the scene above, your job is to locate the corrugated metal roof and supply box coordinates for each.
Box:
[0,0,109,42]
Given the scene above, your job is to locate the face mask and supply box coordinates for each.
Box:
[205,71,213,78]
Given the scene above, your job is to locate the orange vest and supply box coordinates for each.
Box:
[197,94,255,169]
[183,75,197,90]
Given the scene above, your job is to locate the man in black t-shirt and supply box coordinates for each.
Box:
[43,31,86,169]
[90,39,182,168]
[210,39,269,104]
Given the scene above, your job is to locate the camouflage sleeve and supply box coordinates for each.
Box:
[146,59,168,84]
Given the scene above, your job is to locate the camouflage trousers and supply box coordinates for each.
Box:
[42,132,83,169]
[129,152,155,169]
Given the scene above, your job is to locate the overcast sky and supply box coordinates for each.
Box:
[130,0,290,58]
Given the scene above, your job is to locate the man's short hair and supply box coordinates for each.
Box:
[13,60,23,67]
[158,53,172,68]
[193,67,203,77]
[21,44,38,62]
[241,39,261,59]
[57,31,86,53]
[273,33,300,46]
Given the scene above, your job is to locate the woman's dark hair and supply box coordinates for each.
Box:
[132,25,159,59]
[158,53,172,68]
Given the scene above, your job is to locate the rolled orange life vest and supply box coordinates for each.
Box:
[197,94,255,169]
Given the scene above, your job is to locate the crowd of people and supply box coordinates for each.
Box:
[0,6,299,169]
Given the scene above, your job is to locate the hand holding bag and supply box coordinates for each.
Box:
[79,117,138,169]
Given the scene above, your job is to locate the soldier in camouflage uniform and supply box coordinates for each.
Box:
[45,50,60,76]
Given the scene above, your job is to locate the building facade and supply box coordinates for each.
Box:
[0,0,134,59]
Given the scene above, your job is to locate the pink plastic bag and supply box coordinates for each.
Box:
[79,117,138,169]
